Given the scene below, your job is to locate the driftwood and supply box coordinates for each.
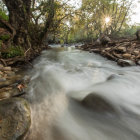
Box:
[4,56,25,65]
[80,38,140,66]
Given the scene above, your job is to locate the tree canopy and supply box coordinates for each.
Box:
[0,0,139,54]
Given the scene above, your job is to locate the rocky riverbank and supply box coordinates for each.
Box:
[0,63,31,139]
[78,37,140,67]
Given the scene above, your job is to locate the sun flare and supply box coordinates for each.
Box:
[105,17,111,24]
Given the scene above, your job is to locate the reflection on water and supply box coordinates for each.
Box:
[26,45,140,140]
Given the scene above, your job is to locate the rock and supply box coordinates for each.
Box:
[3,67,12,71]
[0,66,12,71]
[133,50,139,55]
[0,80,15,88]
[107,74,124,81]
[0,98,31,140]
[0,87,20,100]
[122,53,131,59]
[0,71,4,75]
[107,74,117,81]
[100,36,111,45]
[95,38,101,45]
[117,46,126,53]
[0,64,4,68]
[0,75,22,88]
[137,60,140,65]
[117,59,136,67]
[81,94,116,113]
[0,78,6,82]
[4,71,15,76]
[136,29,140,40]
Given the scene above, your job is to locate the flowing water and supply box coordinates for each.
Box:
[26,45,140,140]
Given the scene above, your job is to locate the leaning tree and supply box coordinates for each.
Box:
[1,0,55,49]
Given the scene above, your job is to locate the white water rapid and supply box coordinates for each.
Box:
[26,45,140,140]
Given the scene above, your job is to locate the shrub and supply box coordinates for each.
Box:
[1,46,24,58]
[0,9,9,21]
[0,34,10,41]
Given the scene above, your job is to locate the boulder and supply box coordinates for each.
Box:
[95,38,101,45]
[100,36,111,45]
[117,59,136,67]
[107,74,117,81]
[137,60,140,65]
[95,36,111,46]
[0,98,31,140]
[81,94,116,113]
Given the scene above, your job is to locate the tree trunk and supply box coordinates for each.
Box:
[40,0,55,44]
[3,0,31,48]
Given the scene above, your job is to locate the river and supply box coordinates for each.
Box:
[26,45,140,140]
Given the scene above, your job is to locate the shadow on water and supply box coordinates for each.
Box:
[25,45,140,140]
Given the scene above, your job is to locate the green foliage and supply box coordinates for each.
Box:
[0,34,10,41]
[1,46,24,58]
[0,8,8,21]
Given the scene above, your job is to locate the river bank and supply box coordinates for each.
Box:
[78,37,140,67]
[0,45,51,139]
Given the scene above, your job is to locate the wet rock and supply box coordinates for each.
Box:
[107,74,124,81]
[107,74,117,81]
[82,94,116,113]
[0,98,31,140]
[117,59,136,67]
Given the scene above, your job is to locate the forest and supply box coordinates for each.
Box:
[0,0,139,60]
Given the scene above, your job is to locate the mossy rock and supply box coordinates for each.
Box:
[0,98,31,140]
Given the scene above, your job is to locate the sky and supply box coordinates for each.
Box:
[131,0,140,24]
[68,0,140,25]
